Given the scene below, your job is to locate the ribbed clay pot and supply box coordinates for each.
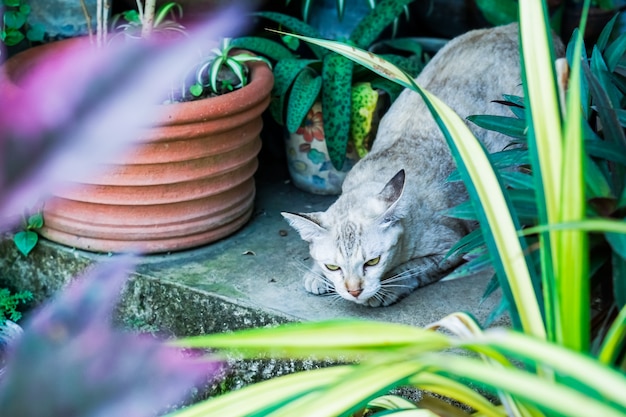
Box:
[3,38,273,253]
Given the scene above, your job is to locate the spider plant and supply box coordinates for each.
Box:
[169,1,626,416]
[188,37,271,97]
[110,1,186,40]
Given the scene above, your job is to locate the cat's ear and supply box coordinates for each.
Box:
[281,212,327,242]
[378,169,406,226]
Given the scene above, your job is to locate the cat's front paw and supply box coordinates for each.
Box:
[303,271,334,295]
[365,294,399,307]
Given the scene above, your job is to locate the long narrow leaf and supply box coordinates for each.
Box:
[420,89,545,338]
[598,305,626,366]
[519,0,564,224]
[521,218,626,236]
[465,330,626,411]
[424,352,626,417]
[267,361,427,417]
[322,53,354,170]
[176,319,451,359]
[286,69,322,133]
[519,0,565,343]
[408,373,506,417]
[168,366,353,417]
[254,11,327,59]
[556,28,589,352]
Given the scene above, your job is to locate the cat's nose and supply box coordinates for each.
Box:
[347,288,363,298]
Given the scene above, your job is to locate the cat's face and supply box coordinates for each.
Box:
[283,170,406,306]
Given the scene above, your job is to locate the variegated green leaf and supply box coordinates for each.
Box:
[421,88,545,338]
[350,82,378,157]
[230,36,295,61]
[598,305,626,365]
[177,319,451,359]
[422,349,626,417]
[366,395,417,411]
[322,53,353,170]
[270,58,320,125]
[474,0,518,25]
[467,330,626,411]
[254,11,327,59]
[269,29,416,90]
[169,366,354,417]
[350,0,414,49]
[556,28,589,352]
[408,373,506,417]
[267,362,429,417]
[286,69,322,133]
[466,115,528,140]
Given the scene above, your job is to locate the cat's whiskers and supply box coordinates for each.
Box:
[291,259,337,294]
[381,265,427,285]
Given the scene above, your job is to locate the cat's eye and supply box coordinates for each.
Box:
[325,264,341,271]
[365,256,381,267]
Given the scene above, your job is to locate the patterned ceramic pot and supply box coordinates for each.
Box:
[286,89,388,195]
[285,103,359,195]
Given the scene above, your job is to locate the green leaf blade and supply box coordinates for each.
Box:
[286,70,322,133]
[350,0,414,49]
[322,53,353,170]
[13,230,38,256]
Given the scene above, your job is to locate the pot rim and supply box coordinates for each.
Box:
[1,36,274,124]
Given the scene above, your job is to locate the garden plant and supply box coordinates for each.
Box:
[232,0,424,169]
[0,0,624,416]
[169,0,626,416]
[0,6,246,414]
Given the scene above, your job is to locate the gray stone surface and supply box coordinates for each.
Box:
[135,174,504,330]
[0,169,506,398]
[1,173,505,333]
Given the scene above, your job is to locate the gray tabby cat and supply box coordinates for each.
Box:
[283,23,549,307]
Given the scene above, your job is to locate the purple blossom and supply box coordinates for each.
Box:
[0,5,247,229]
[0,256,224,417]
[0,5,249,415]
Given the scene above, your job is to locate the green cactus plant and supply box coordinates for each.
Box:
[232,0,424,170]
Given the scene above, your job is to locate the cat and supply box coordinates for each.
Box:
[283,23,561,307]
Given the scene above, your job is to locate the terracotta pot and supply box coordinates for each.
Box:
[3,38,273,253]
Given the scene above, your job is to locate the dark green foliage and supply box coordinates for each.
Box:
[0,288,32,323]
[450,15,626,331]
[236,0,423,169]
[1,0,44,47]
[12,212,42,257]
[286,68,322,132]
[322,54,353,169]
[350,0,414,48]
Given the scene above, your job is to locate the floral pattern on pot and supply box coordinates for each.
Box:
[286,102,359,195]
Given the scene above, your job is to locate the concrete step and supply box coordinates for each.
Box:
[0,170,506,395]
[1,173,505,334]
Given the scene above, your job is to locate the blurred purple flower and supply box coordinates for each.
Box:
[0,5,247,229]
[0,4,251,415]
[0,256,224,417]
